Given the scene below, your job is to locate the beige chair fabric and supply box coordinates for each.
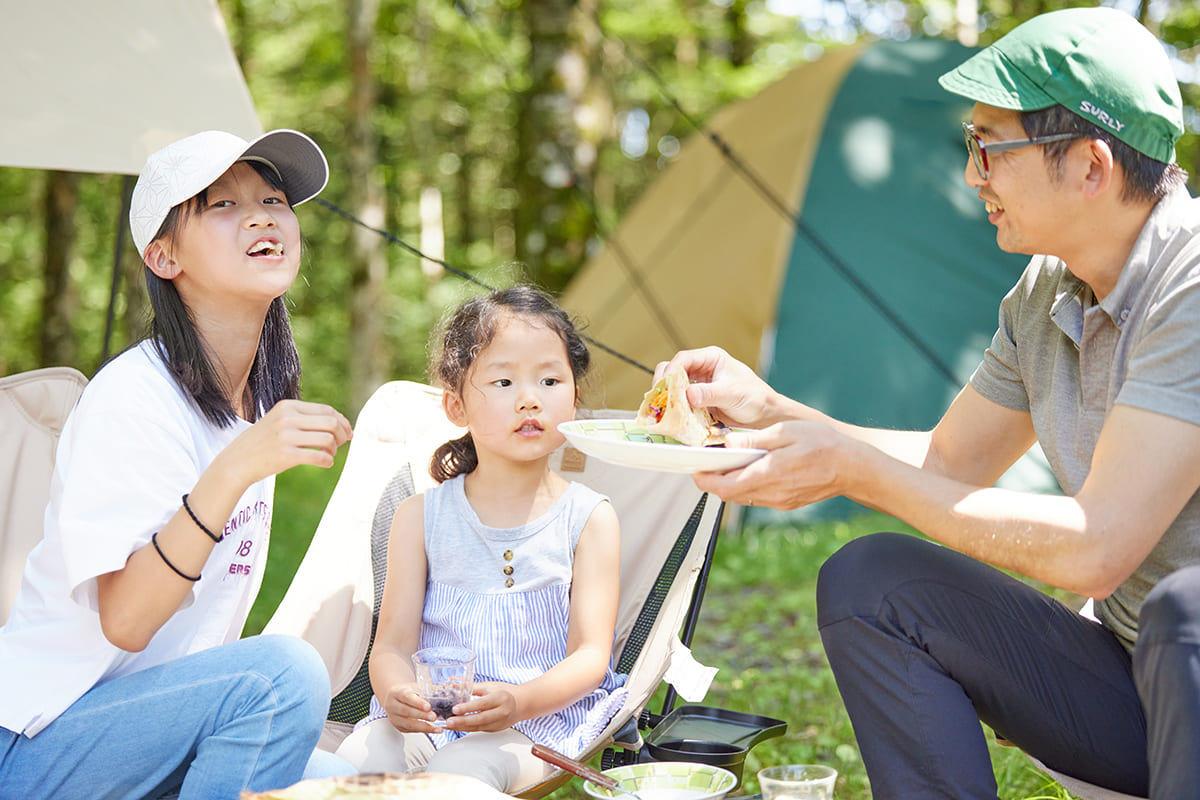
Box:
[264,380,724,794]
[1030,757,1145,800]
[0,367,88,624]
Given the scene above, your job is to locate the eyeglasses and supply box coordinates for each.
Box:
[961,122,1082,180]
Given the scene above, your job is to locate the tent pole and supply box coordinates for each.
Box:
[103,175,135,362]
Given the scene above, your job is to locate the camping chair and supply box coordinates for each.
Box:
[264,380,728,797]
[0,367,88,624]
[1028,759,1144,800]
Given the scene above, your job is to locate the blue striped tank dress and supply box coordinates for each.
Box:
[365,474,628,758]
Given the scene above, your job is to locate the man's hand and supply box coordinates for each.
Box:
[658,346,777,429]
[694,420,853,509]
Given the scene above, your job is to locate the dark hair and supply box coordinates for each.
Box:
[430,285,590,482]
[143,160,301,427]
[1021,105,1188,204]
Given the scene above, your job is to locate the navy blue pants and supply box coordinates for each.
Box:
[816,532,1200,799]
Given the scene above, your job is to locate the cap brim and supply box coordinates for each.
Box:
[938,49,1057,111]
[240,129,329,207]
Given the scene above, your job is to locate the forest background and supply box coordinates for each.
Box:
[3,0,1198,416]
[3,2,1199,797]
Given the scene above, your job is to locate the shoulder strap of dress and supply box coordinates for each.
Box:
[564,481,609,553]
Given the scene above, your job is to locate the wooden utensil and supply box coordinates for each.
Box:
[531,743,646,800]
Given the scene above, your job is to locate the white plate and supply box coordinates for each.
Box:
[558,419,765,474]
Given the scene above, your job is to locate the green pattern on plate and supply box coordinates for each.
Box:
[584,761,737,798]
[571,420,683,445]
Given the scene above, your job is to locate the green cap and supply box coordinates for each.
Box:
[939,7,1183,163]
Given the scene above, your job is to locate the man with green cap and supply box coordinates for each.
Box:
[655,7,1199,797]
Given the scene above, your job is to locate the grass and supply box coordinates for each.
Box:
[637,518,1079,800]
[251,463,1080,799]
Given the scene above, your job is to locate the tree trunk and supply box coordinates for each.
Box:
[123,235,149,344]
[455,124,474,258]
[676,0,699,68]
[571,0,610,264]
[515,0,578,290]
[419,186,444,281]
[409,0,443,287]
[226,0,250,66]
[726,0,752,68]
[347,0,388,415]
[40,170,79,368]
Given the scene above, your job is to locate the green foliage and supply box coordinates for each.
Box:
[0,171,143,377]
[2,9,1189,797]
[2,0,1196,401]
[680,520,1083,799]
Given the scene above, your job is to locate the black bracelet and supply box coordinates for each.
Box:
[151,532,201,582]
[181,493,222,543]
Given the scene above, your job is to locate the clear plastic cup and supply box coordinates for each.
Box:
[757,764,838,799]
[411,646,475,725]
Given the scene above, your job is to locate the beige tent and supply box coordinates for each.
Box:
[563,45,865,411]
[0,0,261,175]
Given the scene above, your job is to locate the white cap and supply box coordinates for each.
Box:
[129,129,329,258]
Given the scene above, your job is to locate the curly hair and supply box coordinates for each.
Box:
[429,285,589,482]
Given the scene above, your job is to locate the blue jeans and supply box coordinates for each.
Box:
[818,533,1200,800]
[0,635,352,800]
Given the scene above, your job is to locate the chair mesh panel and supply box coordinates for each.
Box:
[327,465,416,724]
[615,493,708,675]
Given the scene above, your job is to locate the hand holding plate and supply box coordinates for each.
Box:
[693,420,853,510]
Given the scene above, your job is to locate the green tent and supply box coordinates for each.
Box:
[562,38,1058,517]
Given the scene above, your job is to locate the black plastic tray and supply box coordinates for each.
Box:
[644,704,787,756]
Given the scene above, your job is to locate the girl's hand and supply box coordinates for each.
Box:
[214,399,352,489]
[444,682,519,732]
[381,683,440,733]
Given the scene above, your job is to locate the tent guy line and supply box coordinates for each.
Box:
[311,196,656,376]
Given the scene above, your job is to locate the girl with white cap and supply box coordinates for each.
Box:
[0,129,354,798]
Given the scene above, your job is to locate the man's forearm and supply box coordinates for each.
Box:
[841,443,1108,597]
[766,390,938,471]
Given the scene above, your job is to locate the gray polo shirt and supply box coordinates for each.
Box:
[970,186,1200,650]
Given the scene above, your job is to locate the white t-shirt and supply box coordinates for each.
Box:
[0,340,273,737]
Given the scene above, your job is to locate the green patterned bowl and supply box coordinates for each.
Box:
[582,761,738,800]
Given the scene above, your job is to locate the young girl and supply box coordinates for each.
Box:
[0,129,354,799]
[335,286,628,792]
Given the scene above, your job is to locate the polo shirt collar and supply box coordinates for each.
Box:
[1099,187,1191,326]
[1048,187,1192,344]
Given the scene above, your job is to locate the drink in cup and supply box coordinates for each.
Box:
[412,646,475,726]
[757,764,838,799]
